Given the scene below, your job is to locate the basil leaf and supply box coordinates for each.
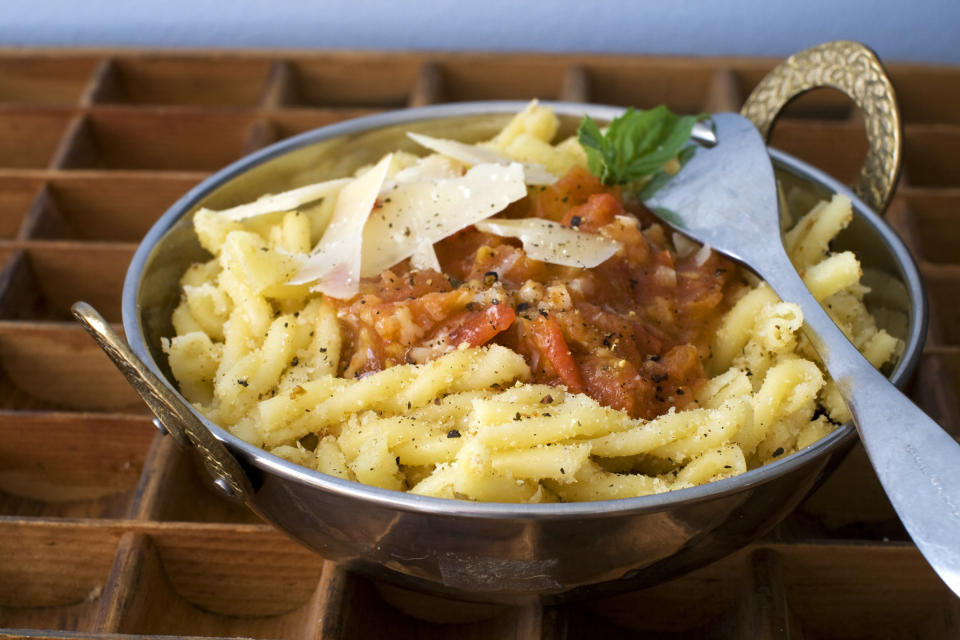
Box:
[577,106,705,187]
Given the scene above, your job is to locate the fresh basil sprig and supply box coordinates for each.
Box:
[577,106,704,193]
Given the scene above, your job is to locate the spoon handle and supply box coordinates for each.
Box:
[757,246,960,596]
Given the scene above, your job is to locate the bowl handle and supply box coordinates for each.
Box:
[740,40,902,213]
[71,301,254,502]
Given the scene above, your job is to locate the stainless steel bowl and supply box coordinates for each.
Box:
[119,101,926,605]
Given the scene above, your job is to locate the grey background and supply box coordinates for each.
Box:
[1,0,957,64]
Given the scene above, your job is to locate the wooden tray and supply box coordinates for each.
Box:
[0,49,957,639]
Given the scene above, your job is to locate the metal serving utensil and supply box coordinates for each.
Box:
[644,111,960,596]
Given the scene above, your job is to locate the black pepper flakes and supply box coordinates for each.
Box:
[569,215,582,228]
[772,447,785,457]
[446,429,461,439]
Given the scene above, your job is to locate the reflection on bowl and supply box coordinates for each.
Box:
[123,102,926,604]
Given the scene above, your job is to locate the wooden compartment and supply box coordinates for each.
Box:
[91,56,274,107]
[0,322,144,411]
[57,109,256,172]
[0,413,154,518]
[912,350,960,439]
[96,526,326,638]
[922,264,960,346]
[28,175,199,242]
[571,549,748,636]
[0,246,141,411]
[0,110,75,169]
[585,59,726,113]
[767,119,869,189]
[890,190,960,265]
[936,349,960,433]
[0,56,100,106]
[321,571,542,639]
[902,124,960,187]
[134,436,263,524]
[281,55,427,107]
[0,245,132,322]
[0,521,123,632]
[434,56,576,103]
[780,544,957,639]
[888,64,960,124]
[0,176,43,240]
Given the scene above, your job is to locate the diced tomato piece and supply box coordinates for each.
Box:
[531,166,610,222]
[661,344,703,383]
[561,193,624,232]
[531,315,584,393]
[447,303,516,348]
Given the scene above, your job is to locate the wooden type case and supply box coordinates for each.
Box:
[0,50,957,639]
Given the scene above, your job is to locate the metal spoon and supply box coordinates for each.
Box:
[645,112,960,596]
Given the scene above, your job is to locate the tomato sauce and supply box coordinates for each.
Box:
[333,166,744,420]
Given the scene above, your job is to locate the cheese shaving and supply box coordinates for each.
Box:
[290,154,393,297]
[407,132,557,185]
[207,178,351,222]
[474,218,622,268]
[360,162,527,278]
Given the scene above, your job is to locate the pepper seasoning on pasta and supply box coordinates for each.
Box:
[163,102,901,502]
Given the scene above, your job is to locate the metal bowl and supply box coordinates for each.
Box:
[120,100,926,605]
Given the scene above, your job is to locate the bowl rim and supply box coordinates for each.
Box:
[123,100,928,521]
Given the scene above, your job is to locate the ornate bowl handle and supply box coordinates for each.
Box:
[72,302,254,502]
[740,40,902,213]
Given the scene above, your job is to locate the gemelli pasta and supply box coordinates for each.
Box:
[163,102,901,502]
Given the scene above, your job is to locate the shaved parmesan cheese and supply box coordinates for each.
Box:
[475,218,621,268]
[407,132,557,185]
[208,178,350,222]
[392,153,464,184]
[360,163,527,277]
[290,154,393,298]
[672,232,698,259]
[410,240,442,273]
[694,243,713,267]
